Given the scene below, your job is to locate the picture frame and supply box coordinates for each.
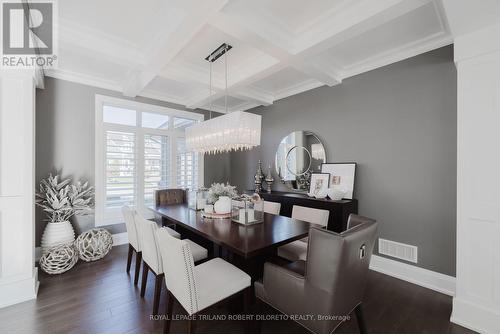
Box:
[308,173,330,198]
[321,163,357,199]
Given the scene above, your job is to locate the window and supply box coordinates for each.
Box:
[95,95,204,225]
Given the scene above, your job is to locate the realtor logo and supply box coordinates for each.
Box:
[1,0,57,68]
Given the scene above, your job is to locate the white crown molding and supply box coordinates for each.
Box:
[45,69,191,107]
[342,32,453,79]
[274,79,324,101]
[140,89,189,107]
[57,18,145,67]
[293,0,434,54]
[370,254,456,296]
[45,68,123,92]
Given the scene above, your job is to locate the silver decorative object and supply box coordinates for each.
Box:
[231,194,264,225]
[265,164,274,193]
[75,228,113,262]
[39,244,79,275]
[254,160,265,193]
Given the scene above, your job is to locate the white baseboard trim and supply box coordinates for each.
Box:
[451,297,500,334]
[0,268,39,309]
[112,232,128,246]
[37,237,456,298]
[369,254,456,296]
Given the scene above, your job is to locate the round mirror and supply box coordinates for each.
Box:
[275,131,326,191]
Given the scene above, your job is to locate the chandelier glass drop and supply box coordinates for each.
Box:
[185,43,262,154]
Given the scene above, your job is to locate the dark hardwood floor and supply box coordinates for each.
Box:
[0,245,476,334]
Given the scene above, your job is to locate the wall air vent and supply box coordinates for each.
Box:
[378,238,418,263]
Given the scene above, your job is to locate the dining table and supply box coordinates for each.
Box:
[149,203,316,280]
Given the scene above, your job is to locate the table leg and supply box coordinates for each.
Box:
[213,243,221,258]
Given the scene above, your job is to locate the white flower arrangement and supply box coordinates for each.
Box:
[207,182,237,204]
[36,173,95,223]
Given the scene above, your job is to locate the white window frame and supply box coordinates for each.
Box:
[95,95,204,226]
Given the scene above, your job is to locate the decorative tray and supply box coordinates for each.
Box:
[201,211,231,219]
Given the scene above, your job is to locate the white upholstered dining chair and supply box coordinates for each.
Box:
[135,213,207,315]
[263,201,281,215]
[122,206,143,285]
[122,206,181,285]
[156,227,251,334]
[277,205,330,261]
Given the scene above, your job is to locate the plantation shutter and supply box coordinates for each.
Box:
[176,137,198,190]
[144,134,170,207]
[105,130,136,210]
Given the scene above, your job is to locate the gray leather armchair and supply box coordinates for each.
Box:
[255,214,377,334]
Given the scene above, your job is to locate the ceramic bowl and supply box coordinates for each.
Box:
[327,188,347,200]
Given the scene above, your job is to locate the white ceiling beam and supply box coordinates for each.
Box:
[232,87,274,106]
[295,0,433,57]
[160,63,275,107]
[209,12,341,86]
[122,0,229,97]
[171,0,444,110]
[185,61,288,109]
[209,0,434,87]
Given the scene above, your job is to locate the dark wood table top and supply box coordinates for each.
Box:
[150,204,315,258]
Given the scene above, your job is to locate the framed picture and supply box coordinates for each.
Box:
[308,173,330,198]
[321,163,357,199]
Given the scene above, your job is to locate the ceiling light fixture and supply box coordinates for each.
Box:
[185,43,262,154]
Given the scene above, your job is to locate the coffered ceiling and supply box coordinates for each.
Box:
[48,0,452,112]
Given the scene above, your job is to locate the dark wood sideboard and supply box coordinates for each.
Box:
[253,191,358,232]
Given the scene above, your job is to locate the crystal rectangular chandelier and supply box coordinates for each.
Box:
[185,43,262,154]
[186,110,261,154]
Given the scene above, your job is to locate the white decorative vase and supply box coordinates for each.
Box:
[214,196,232,214]
[41,221,76,253]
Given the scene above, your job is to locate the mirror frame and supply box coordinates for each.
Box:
[275,131,326,192]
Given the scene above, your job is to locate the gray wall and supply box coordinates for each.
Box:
[35,77,230,246]
[230,46,457,276]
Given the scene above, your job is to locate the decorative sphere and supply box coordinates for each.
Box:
[75,228,113,262]
[39,244,79,275]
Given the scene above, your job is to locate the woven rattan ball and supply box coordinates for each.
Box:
[40,244,79,275]
[75,228,113,262]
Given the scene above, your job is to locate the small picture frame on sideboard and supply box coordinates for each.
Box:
[308,173,330,198]
[321,162,357,199]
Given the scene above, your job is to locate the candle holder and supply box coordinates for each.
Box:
[265,164,274,193]
[188,188,208,210]
[254,160,265,193]
[231,194,264,225]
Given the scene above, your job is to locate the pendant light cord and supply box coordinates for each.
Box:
[209,60,213,120]
[224,46,228,114]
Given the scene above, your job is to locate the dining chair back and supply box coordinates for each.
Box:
[256,216,378,334]
[263,201,281,215]
[135,214,163,274]
[292,205,329,227]
[277,205,330,261]
[156,227,199,315]
[155,188,186,206]
[121,206,143,284]
[122,206,140,251]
